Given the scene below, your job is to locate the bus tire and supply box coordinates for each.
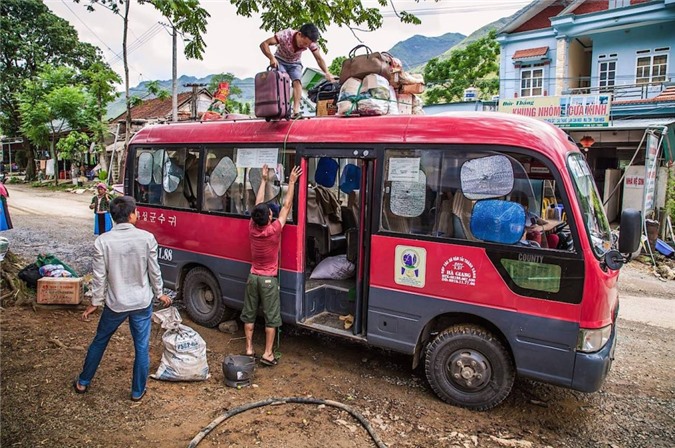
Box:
[183,267,233,328]
[424,324,514,411]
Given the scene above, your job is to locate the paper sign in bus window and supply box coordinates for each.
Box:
[394,245,426,288]
[236,148,279,168]
[388,157,420,182]
[390,171,426,218]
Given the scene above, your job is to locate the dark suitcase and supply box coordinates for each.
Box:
[255,67,291,121]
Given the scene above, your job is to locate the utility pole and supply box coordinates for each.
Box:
[184,83,206,121]
[172,27,178,122]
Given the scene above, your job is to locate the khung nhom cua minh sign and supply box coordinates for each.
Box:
[499,95,611,127]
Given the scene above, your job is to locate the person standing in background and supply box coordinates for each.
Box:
[0,182,12,231]
[90,182,112,235]
[74,196,171,401]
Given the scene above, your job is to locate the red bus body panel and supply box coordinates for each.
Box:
[130,113,618,330]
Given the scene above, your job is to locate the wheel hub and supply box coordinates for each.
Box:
[447,350,491,390]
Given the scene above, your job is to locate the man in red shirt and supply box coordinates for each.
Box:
[242,163,302,366]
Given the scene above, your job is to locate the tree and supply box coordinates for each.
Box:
[77,0,210,181]
[0,0,107,179]
[56,130,91,165]
[231,0,422,51]
[16,65,92,185]
[207,73,245,113]
[329,57,347,77]
[81,62,122,173]
[423,30,500,104]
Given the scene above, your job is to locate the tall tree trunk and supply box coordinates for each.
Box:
[121,0,131,185]
[97,93,109,174]
[24,143,36,181]
[50,139,57,186]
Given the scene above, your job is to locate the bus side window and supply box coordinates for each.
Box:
[162,150,189,209]
[381,151,439,235]
[135,149,163,205]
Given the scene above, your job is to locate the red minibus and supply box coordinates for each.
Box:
[124,113,640,410]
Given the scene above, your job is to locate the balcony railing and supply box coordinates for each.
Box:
[563,79,671,100]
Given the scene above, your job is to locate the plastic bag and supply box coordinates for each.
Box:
[150,307,210,381]
[36,254,78,277]
[18,263,41,289]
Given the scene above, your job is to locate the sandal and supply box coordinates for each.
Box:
[290,112,303,120]
[73,379,88,394]
[259,356,278,367]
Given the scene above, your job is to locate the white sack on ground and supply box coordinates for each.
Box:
[151,307,210,381]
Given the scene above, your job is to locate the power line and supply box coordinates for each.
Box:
[59,0,121,62]
[381,2,531,17]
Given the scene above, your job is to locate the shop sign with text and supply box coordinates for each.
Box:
[499,95,611,127]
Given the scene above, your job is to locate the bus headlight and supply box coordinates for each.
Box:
[577,325,612,353]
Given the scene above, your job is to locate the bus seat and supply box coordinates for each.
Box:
[164,183,190,208]
[230,182,245,213]
[246,188,256,212]
[203,183,226,211]
[434,192,454,237]
[382,194,410,233]
[341,206,358,231]
[452,192,474,240]
[347,191,360,226]
[183,154,199,209]
[306,186,346,263]
[315,157,339,187]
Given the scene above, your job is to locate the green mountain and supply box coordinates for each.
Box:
[387,32,466,70]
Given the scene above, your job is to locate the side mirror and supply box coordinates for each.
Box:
[618,208,641,254]
[470,199,525,244]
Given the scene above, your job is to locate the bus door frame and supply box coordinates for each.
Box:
[298,147,377,336]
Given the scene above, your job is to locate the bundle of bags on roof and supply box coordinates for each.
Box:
[335,45,425,117]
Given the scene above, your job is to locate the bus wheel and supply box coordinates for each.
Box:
[424,324,514,411]
[183,267,233,328]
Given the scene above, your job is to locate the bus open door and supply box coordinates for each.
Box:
[297,149,377,341]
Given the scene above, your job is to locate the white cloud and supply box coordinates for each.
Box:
[45,0,526,87]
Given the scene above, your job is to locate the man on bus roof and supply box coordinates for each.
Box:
[241,163,302,366]
[260,23,335,119]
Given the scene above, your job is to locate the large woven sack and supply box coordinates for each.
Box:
[340,45,393,84]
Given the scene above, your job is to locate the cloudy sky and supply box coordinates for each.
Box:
[45,0,527,87]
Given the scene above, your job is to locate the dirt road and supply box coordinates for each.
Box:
[1,184,674,448]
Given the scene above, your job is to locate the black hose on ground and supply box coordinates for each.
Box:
[187,396,388,448]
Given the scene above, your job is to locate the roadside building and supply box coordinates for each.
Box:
[496,0,674,228]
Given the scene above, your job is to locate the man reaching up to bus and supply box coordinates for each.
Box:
[242,163,302,366]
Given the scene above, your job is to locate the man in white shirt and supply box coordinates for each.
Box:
[74,196,171,401]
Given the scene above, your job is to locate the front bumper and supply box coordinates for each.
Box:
[570,322,617,392]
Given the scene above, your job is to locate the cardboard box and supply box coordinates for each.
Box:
[316,98,338,116]
[37,277,83,305]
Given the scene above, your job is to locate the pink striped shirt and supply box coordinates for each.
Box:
[274,28,318,63]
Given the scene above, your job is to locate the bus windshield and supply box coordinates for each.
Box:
[567,153,613,257]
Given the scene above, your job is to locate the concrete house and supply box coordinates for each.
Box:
[496,0,675,224]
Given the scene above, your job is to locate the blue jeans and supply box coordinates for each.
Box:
[78,303,153,399]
